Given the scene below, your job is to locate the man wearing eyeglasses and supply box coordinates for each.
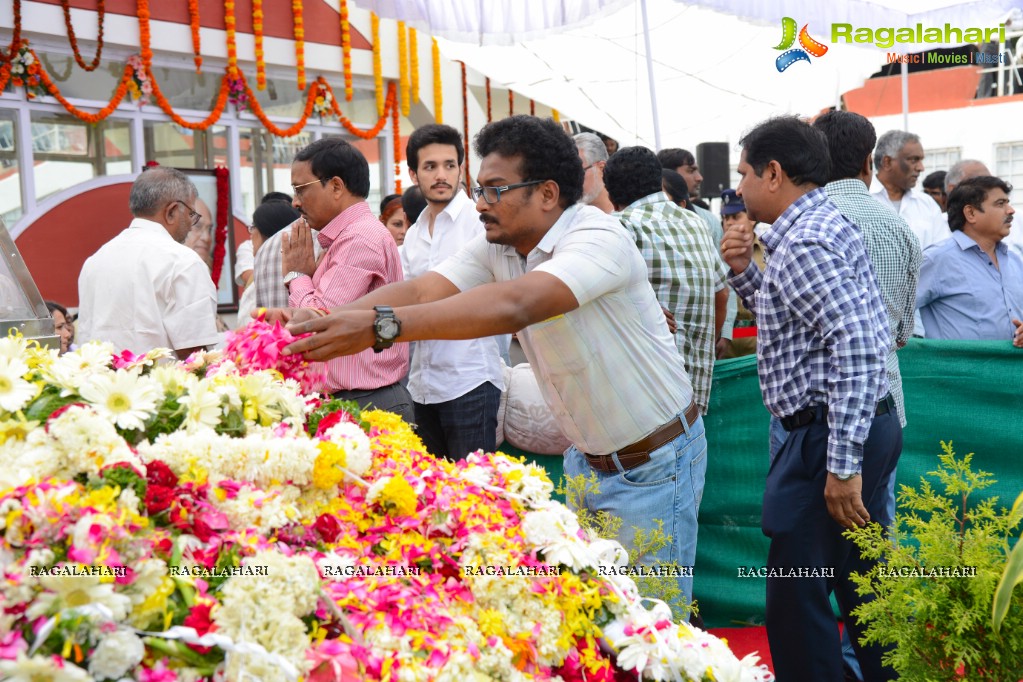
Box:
[77,166,221,359]
[279,137,412,423]
[280,116,705,617]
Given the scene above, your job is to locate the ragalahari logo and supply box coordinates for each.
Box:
[774,17,829,72]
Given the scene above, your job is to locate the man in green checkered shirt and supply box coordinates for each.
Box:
[603,146,728,414]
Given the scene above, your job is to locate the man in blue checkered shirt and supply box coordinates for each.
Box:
[722,117,901,682]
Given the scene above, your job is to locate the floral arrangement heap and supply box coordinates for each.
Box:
[0,321,772,682]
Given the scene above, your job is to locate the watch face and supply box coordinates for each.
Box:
[378,318,400,340]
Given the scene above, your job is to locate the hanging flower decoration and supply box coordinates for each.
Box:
[60,0,105,71]
[188,0,202,72]
[223,0,238,78]
[409,27,419,104]
[485,76,492,123]
[461,62,470,189]
[0,0,23,73]
[8,42,44,100]
[371,13,384,117]
[211,167,230,287]
[312,82,335,119]
[530,98,536,116]
[508,89,514,116]
[328,78,398,140]
[125,54,152,106]
[392,87,402,194]
[398,21,410,117]
[293,0,306,90]
[227,74,249,111]
[553,108,561,122]
[339,0,353,101]
[432,37,443,124]
[252,0,266,90]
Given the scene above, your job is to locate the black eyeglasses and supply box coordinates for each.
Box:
[471,180,546,205]
[176,200,202,226]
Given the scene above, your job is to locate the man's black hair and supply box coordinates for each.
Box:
[252,201,301,240]
[661,169,690,208]
[401,185,427,225]
[261,191,293,205]
[739,116,830,187]
[923,170,947,192]
[406,124,465,171]
[657,148,695,170]
[294,137,370,198]
[602,146,663,208]
[473,116,583,209]
[812,111,876,183]
[946,176,1013,232]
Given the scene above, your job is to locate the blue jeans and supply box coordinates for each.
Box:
[413,381,501,461]
[563,413,707,617]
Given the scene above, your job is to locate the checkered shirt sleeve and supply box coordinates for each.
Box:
[729,189,890,476]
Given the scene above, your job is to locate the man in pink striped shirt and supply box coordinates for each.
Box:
[281,137,412,422]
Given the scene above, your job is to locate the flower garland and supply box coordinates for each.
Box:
[6,43,43,99]
[339,0,353,101]
[530,98,536,116]
[223,0,238,78]
[485,76,492,122]
[392,87,402,193]
[293,0,306,90]
[398,21,410,116]
[312,81,334,119]
[371,13,383,117]
[138,0,152,66]
[409,27,419,103]
[211,167,230,287]
[0,0,21,64]
[432,37,443,124]
[34,57,134,124]
[126,54,152,106]
[461,62,470,189]
[252,0,266,90]
[553,108,561,122]
[60,0,105,72]
[509,89,514,117]
[329,78,397,140]
[188,0,202,72]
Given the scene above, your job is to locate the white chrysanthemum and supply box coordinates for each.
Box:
[78,370,162,431]
[212,484,301,535]
[26,405,138,479]
[149,365,192,394]
[88,629,145,680]
[44,342,115,393]
[124,558,167,606]
[179,380,223,430]
[521,506,593,571]
[0,358,36,412]
[27,573,132,621]
[323,420,373,476]
[0,654,92,682]
[0,335,29,361]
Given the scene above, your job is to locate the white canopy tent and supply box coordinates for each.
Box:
[355,0,1022,149]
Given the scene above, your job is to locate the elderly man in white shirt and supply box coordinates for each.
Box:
[282,116,705,617]
[77,167,221,358]
[400,124,505,461]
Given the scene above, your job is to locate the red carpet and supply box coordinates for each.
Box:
[707,627,773,674]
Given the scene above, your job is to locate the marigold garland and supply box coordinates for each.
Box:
[339,0,353,101]
[553,108,561,122]
[253,0,266,90]
[530,98,536,116]
[460,62,470,189]
[485,77,492,122]
[61,0,105,71]
[138,0,152,65]
[432,38,442,124]
[392,90,402,194]
[188,0,202,72]
[212,167,230,286]
[397,22,409,117]
[35,59,135,124]
[292,0,305,90]
[409,27,419,103]
[1,0,22,64]
[329,78,397,140]
[371,13,383,117]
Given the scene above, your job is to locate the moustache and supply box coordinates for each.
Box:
[431,183,452,190]
[479,215,498,226]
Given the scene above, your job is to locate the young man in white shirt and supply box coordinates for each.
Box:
[400,124,505,461]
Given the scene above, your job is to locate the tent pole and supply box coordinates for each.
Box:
[640,0,662,150]
[901,60,909,130]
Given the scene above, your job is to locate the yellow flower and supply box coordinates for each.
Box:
[312,441,347,489]
[478,608,505,637]
[377,475,417,516]
[0,416,39,444]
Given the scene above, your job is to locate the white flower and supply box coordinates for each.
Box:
[78,371,162,430]
[27,573,132,621]
[0,335,29,361]
[521,506,593,571]
[88,629,145,680]
[0,654,91,682]
[0,358,35,412]
[323,421,372,476]
[179,380,223,430]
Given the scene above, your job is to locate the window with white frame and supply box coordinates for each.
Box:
[0,110,21,225]
[923,147,961,175]
[995,142,1023,206]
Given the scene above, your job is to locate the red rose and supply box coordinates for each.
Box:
[182,602,216,654]
[146,460,178,489]
[314,514,342,543]
[314,409,356,438]
[145,485,175,514]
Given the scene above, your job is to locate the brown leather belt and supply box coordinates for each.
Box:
[584,401,700,473]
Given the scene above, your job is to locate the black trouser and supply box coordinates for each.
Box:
[763,407,901,682]
[333,381,414,426]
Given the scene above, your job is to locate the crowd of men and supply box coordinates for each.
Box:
[71,111,1021,682]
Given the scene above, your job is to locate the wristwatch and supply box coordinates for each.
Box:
[372,306,401,353]
[283,271,306,286]
[831,471,861,481]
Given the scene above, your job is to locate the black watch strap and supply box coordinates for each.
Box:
[372,305,400,353]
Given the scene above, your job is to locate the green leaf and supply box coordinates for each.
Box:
[993,491,1023,634]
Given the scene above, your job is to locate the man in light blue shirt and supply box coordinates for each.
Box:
[916,176,1023,345]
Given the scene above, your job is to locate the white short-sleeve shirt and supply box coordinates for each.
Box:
[434,204,693,456]
[402,190,504,403]
[77,218,222,354]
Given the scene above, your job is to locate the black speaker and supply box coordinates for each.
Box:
[696,142,730,198]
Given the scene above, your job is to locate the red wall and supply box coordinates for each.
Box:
[16,183,251,308]
[37,0,371,49]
